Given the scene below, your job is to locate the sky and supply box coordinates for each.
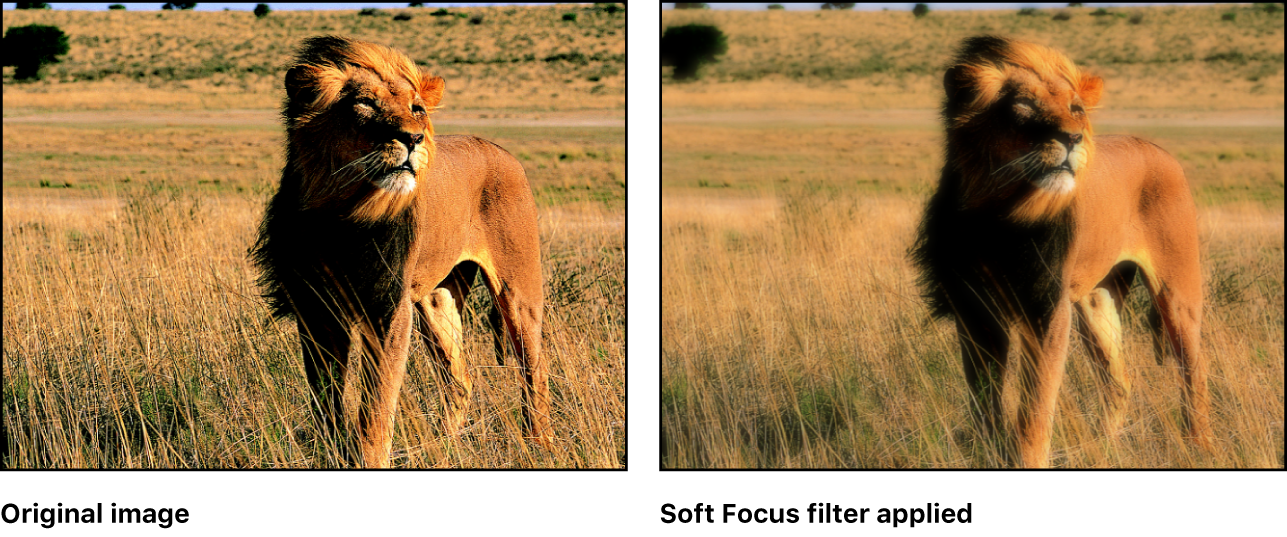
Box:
[663,3,1207,11]
[1,3,550,11]
[3,3,1210,11]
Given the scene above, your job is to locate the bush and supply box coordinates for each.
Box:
[15,3,51,8]
[253,4,270,18]
[562,13,577,22]
[3,24,69,80]
[1221,12,1236,21]
[469,14,484,24]
[674,3,708,9]
[108,4,125,9]
[661,24,727,81]
[1128,12,1144,24]
[162,2,197,9]
[1018,7,1037,16]
[768,4,784,9]
[1053,11,1071,21]
[394,13,413,21]
[430,8,450,16]
[822,3,855,9]
[913,4,930,18]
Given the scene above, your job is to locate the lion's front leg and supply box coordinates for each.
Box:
[954,313,1012,466]
[297,315,355,467]
[354,299,415,468]
[1015,301,1074,468]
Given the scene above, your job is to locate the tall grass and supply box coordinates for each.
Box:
[661,186,1283,468]
[3,180,624,468]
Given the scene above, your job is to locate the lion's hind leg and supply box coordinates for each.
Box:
[477,259,551,447]
[416,267,476,436]
[1138,255,1212,451]
[1074,264,1135,435]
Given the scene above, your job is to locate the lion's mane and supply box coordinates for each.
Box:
[912,35,1103,321]
[251,36,441,322]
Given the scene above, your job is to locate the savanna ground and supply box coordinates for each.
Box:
[2,5,625,468]
[661,5,1284,468]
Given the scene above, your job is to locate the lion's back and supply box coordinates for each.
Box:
[1089,135,1192,203]
[431,134,538,232]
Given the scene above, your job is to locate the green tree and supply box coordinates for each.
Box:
[15,3,51,9]
[661,24,727,81]
[673,3,708,9]
[3,24,70,80]
[254,4,270,17]
[913,3,930,18]
[822,3,855,10]
[162,3,197,10]
[108,4,126,9]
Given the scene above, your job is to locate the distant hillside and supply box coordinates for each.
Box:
[2,4,624,111]
[661,4,1284,110]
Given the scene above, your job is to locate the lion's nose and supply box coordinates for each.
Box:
[1067,132,1082,145]
[398,131,424,149]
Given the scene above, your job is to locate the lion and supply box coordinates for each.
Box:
[250,36,550,468]
[910,35,1212,467]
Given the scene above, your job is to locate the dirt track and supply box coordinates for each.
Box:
[663,109,1284,128]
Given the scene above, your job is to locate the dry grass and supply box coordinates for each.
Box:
[3,178,624,469]
[662,4,1284,110]
[660,116,1284,468]
[2,91,624,469]
[2,5,624,111]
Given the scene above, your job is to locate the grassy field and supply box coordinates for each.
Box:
[662,4,1283,110]
[661,5,1284,468]
[2,6,625,468]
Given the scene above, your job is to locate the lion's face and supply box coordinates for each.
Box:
[943,36,1103,221]
[283,36,445,221]
[331,68,436,196]
[989,68,1096,194]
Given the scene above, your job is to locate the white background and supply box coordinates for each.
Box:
[3,5,1280,536]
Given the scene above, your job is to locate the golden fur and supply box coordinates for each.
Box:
[251,36,550,467]
[911,36,1211,467]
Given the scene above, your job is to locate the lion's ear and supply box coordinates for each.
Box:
[284,64,345,120]
[943,66,967,96]
[284,65,316,118]
[421,76,445,108]
[1079,74,1103,107]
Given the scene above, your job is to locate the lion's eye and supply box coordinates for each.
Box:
[411,104,427,115]
[1071,103,1085,114]
[1014,97,1035,112]
[355,99,375,113]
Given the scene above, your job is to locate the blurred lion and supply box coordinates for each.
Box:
[910,35,1211,467]
[250,36,550,467]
